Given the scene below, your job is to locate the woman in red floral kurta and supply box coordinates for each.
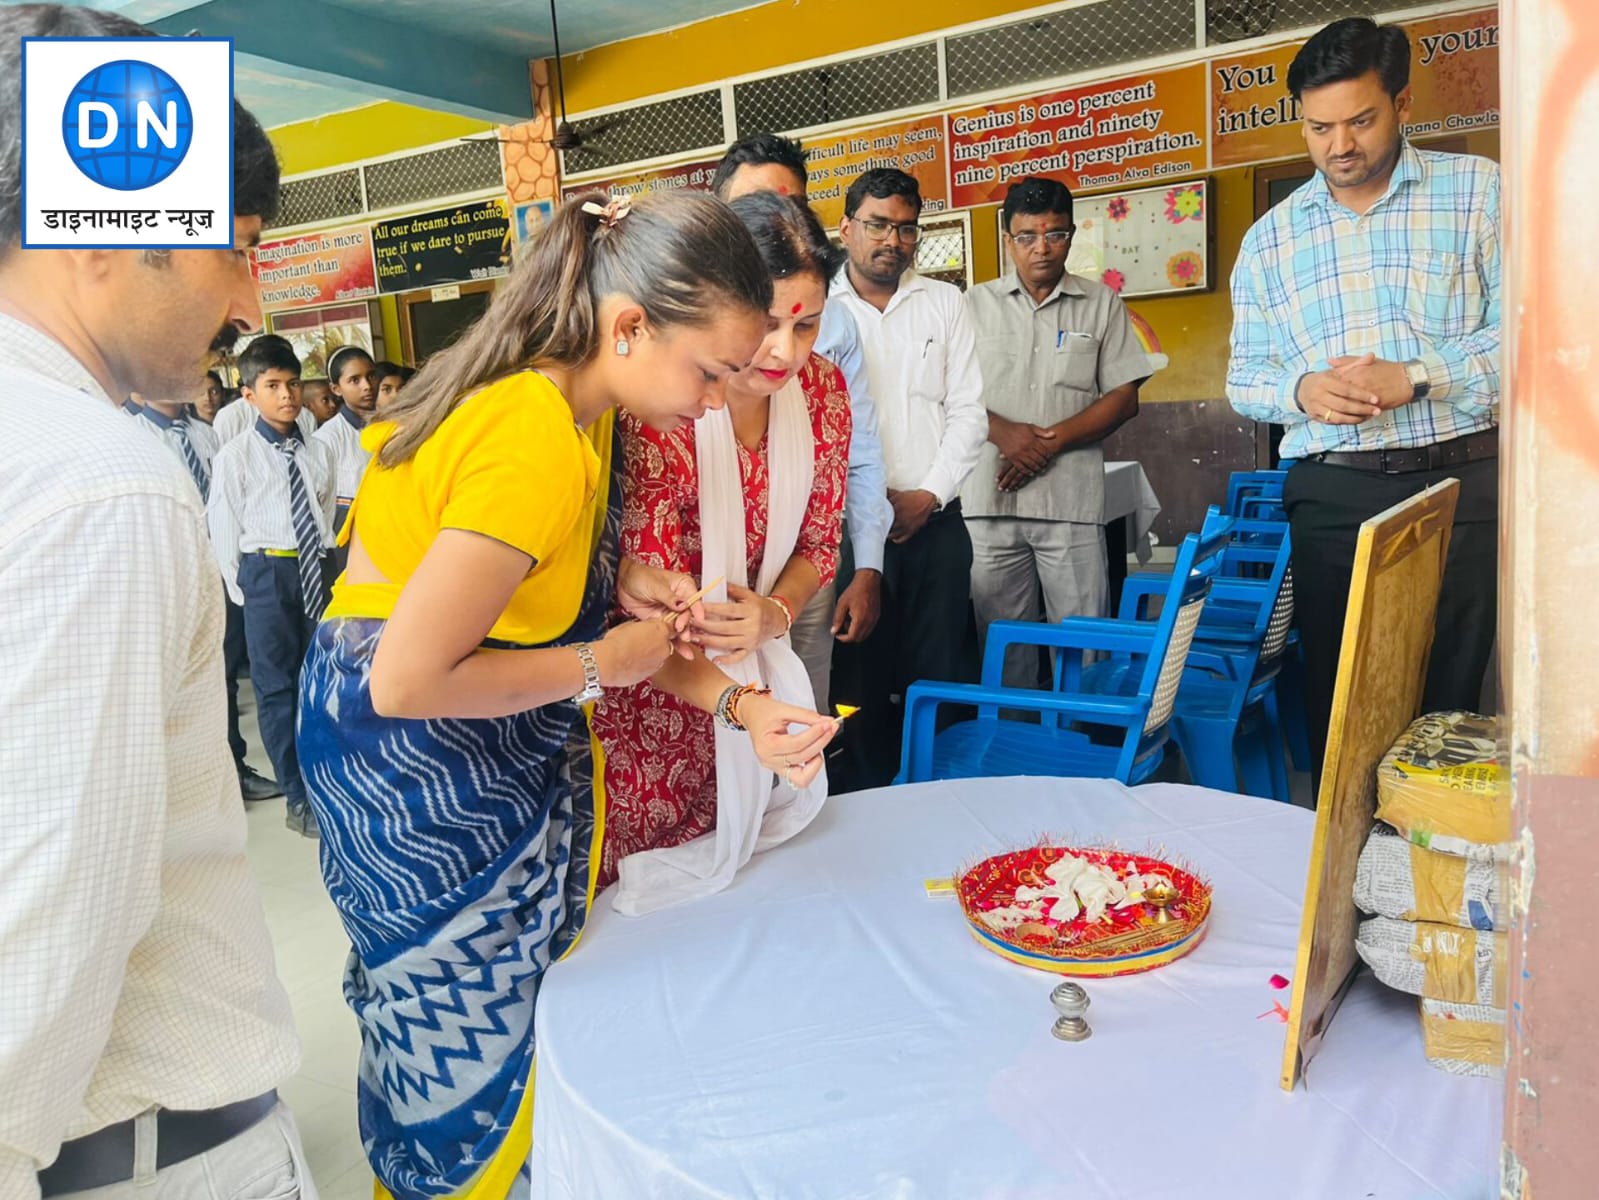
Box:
[590,196,852,889]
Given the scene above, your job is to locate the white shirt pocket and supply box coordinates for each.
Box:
[911,340,947,404]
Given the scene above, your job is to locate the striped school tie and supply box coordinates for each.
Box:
[277,439,327,620]
[173,419,210,502]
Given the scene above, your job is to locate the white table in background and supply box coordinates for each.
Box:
[1105,459,1161,558]
[530,779,1500,1200]
[1105,460,1161,611]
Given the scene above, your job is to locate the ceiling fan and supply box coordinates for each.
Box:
[468,0,625,152]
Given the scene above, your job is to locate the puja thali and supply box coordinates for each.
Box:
[955,844,1213,977]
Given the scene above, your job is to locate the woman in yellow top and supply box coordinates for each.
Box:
[295,192,839,1200]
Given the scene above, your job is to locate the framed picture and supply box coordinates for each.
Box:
[512,198,555,246]
[996,178,1215,300]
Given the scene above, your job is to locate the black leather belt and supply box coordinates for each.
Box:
[1308,429,1498,475]
[39,1091,278,1197]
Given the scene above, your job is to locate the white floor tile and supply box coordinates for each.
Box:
[239,694,368,1190]
[318,1161,378,1200]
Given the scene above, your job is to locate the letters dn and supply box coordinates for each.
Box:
[22,38,232,249]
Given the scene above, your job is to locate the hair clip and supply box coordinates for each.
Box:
[581,195,632,230]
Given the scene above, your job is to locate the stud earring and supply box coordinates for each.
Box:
[615,338,630,357]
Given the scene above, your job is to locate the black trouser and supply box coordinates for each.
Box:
[1284,457,1498,790]
[829,502,978,792]
[238,552,326,814]
[223,592,249,770]
[330,501,351,578]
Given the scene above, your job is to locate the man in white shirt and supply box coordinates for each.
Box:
[827,168,987,790]
[0,8,308,1198]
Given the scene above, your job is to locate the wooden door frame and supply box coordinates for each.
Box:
[396,278,499,366]
[1251,162,1315,467]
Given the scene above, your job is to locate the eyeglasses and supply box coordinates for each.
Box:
[1008,230,1074,248]
[857,218,922,244]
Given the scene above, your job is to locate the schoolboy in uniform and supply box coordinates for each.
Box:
[208,337,336,837]
[372,360,405,412]
[138,394,281,803]
[212,335,317,444]
[299,377,337,427]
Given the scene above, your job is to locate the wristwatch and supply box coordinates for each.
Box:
[1403,358,1431,401]
[571,643,603,704]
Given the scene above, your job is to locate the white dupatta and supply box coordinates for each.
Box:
[612,377,828,916]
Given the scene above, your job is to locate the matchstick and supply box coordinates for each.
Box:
[679,575,725,609]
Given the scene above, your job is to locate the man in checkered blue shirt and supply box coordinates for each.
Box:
[1227,17,1501,782]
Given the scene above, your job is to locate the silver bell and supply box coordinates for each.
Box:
[1050,981,1091,1042]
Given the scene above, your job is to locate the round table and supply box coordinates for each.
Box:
[530,779,1500,1199]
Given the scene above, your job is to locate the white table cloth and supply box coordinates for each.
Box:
[1104,460,1161,562]
[530,779,1500,1199]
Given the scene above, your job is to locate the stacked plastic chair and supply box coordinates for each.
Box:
[1225,469,1289,522]
[896,525,1230,787]
[1220,469,1311,773]
[1091,507,1295,801]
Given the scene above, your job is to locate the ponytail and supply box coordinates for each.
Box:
[377,190,771,467]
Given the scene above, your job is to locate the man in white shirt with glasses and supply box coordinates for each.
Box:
[827,168,987,791]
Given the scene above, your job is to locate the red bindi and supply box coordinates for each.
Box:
[777,185,791,195]
[790,302,804,315]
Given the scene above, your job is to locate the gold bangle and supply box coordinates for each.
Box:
[769,594,794,635]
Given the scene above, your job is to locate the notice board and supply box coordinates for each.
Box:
[373,198,511,294]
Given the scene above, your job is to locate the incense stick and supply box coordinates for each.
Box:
[679,575,725,609]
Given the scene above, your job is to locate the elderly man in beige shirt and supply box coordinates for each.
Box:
[962,176,1165,690]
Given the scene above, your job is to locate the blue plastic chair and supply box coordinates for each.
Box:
[1226,469,1289,523]
[1092,509,1295,801]
[1225,468,1311,773]
[895,526,1228,787]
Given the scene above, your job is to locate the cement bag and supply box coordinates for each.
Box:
[1355,915,1506,1007]
[1420,998,1505,1078]
[1354,823,1506,931]
[1374,710,1510,857]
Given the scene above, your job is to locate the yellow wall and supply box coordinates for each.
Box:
[566,0,1047,112]
[572,3,1500,405]
[268,17,1501,381]
[379,301,403,367]
[965,128,1502,404]
[266,103,495,366]
[963,165,1251,405]
[268,101,493,177]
